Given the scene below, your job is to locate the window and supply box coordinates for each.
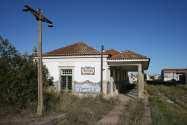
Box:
[61,69,72,75]
[60,69,72,91]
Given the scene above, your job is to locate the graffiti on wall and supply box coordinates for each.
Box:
[74,80,100,93]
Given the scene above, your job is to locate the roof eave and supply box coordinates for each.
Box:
[107,58,150,62]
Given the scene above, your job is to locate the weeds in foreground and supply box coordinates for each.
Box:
[44,92,118,125]
[119,99,145,125]
[147,84,187,125]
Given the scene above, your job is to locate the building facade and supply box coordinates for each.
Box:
[43,42,150,98]
[161,68,187,84]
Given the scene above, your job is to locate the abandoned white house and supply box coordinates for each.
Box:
[43,42,150,98]
[161,68,187,84]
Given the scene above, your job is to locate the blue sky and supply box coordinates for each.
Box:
[0,0,187,74]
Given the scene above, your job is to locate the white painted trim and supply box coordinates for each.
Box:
[109,64,139,66]
[42,55,108,59]
[107,59,149,62]
[59,66,75,69]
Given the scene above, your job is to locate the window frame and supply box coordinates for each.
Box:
[59,66,74,92]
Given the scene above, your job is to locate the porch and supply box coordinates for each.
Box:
[104,59,149,98]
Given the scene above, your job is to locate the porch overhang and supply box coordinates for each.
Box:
[106,58,150,98]
[107,58,150,71]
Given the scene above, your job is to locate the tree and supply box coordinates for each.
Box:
[0,36,52,110]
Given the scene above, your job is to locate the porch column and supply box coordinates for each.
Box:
[117,70,120,90]
[106,66,111,95]
[108,66,114,96]
[122,70,125,81]
[123,70,126,80]
[117,69,120,82]
[125,71,128,80]
[113,69,118,95]
[113,69,116,82]
[138,64,144,98]
[121,70,124,81]
[119,69,122,81]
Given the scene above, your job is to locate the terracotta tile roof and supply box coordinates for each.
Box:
[103,49,120,57]
[162,68,187,72]
[109,50,148,60]
[44,42,149,60]
[45,42,100,56]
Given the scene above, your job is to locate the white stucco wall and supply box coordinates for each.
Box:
[42,56,108,92]
[164,72,179,81]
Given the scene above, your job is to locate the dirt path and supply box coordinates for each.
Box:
[97,94,152,125]
[97,94,131,125]
[0,113,65,125]
[143,95,152,125]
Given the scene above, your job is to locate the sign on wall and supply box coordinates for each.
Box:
[74,80,100,93]
[81,66,95,75]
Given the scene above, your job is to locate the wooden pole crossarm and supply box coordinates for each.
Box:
[23,5,53,26]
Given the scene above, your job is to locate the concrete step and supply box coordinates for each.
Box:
[126,88,138,99]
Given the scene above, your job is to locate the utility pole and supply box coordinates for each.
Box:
[23,5,54,116]
[101,45,104,94]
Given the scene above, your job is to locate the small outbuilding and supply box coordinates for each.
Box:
[161,68,187,84]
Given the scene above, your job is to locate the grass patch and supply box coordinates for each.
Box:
[51,93,117,125]
[146,84,187,125]
[119,99,145,125]
[0,92,117,125]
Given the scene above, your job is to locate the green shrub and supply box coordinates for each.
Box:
[0,36,53,112]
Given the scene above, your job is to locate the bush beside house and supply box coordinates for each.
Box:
[0,36,53,112]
